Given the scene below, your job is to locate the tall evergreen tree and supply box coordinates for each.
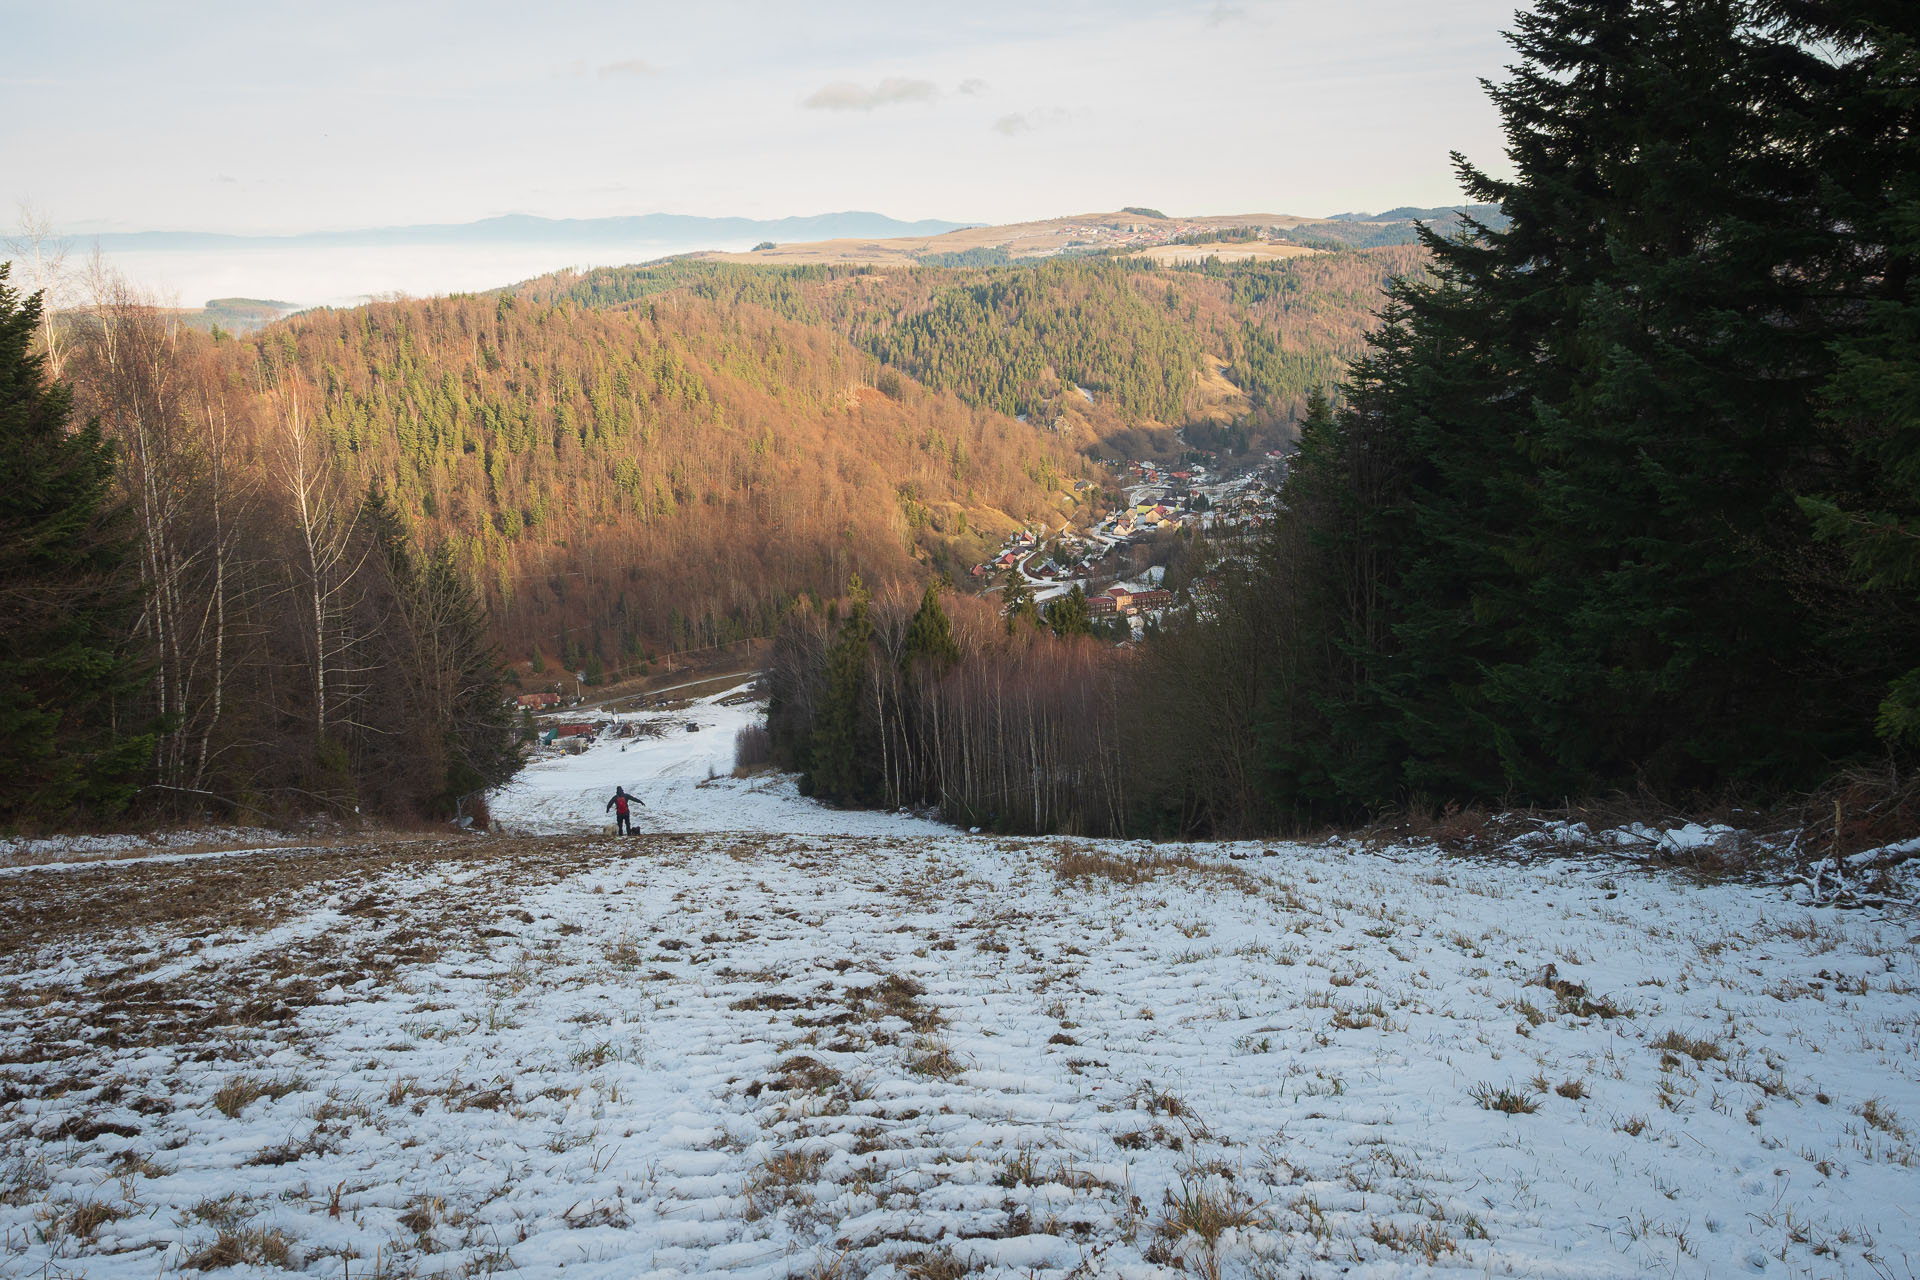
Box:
[0,265,152,824]
[1257,382,1412,814]
[419,543,522,810]
[901,581,960,675]
[1001,565,1040,633]
[360,491,521,818]
[1044,585,1093,638]
[1272,0,1912,810]
[1794,3,1920,747]
[808,574,877,803]
[1470,0,1864,791]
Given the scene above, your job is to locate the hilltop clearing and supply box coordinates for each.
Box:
[1128,242,1318,266]
[700,212,1311,266]
[3,697,1916,1279]
[695,208,1497,267]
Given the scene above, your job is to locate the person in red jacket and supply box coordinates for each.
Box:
[604,786,642,835]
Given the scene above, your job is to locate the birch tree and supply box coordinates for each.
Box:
[264,351,365,760]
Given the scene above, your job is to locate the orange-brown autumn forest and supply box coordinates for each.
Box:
[91,247,1419,681]
[242,291,1094,674]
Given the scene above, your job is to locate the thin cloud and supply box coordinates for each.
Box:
[993,108,1067,138]
[958,78,989,96]
[1207,4,1250,25]
[598,60,656,78]
[802,77,940,111]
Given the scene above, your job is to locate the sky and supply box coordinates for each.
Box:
[6,0,1523,236]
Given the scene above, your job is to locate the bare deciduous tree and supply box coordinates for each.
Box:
[6,201,73,378]
[265,359,366,749]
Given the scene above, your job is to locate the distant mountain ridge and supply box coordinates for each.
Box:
[69,211,975,252]
[1325,204,1507,225]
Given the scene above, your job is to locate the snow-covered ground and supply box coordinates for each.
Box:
[489,681,948,840]
[2,696,1918,1280]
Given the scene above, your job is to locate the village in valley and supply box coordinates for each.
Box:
[505,445,1292,759]
[970,447,1288,638]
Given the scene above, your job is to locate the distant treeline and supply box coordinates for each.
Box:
[1269,207,1511,252]
[917,247,1013,269]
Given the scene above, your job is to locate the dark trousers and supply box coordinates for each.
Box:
[615,812,631,835]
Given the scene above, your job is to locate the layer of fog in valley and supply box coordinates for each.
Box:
[93,239,728,311]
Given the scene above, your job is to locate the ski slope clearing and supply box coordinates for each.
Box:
[489,681,948,840]
[2,733,1917,1278]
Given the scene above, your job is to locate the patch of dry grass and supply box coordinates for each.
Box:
[211,1072,304,1118]
[1149,1178,1266,1279]
[1470,1082,1541,1114]
[1859,1098,1908,1140]
[906,1033,965,1079]
[1053,843,1250,890]
[1652,1029,1726,1062]
[743,1147,827,1220]
[186,1225,294,1271]
[898,1246,975,1279]
[48,1198,123,1243]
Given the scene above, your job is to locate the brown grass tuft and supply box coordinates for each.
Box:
[743,1147,827,1220]
[1054,843,1249,889]
[186,1226,294,1271]
[900,1246,975,1279]
[906,1033,965,1079]
[1652,1029,1726,1062]
[211,1073,303,1118]
[56,1199,124,1242]
[1470,1082,1541,1114]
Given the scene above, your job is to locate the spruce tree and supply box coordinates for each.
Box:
[362,490,521,817]
[808,574,876,802]
[1001,565,1040,633]
[0,265,152,824]
[1258,382,1414,813]
[422,543,522,808]
[901,581,960,674]
[1044,585,1093,638]
[1473,0,1862,790]
[1795,4,1920,748]
[1282,0,1897,807]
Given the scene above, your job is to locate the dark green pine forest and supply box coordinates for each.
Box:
[1248,0,1920,814]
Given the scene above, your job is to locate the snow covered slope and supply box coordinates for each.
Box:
[1,694,1917,1279]
[489,680,947,839]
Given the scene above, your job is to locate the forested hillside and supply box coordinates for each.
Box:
[513,246,1423,457]
[869,261,1206,422]
[238,294,1090,669]
[2,271,522,827]
[3,278,1096,827]
[8,214,1433,830]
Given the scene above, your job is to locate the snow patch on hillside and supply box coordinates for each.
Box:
[4,691,1918,1278]
[488,680,947,839]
